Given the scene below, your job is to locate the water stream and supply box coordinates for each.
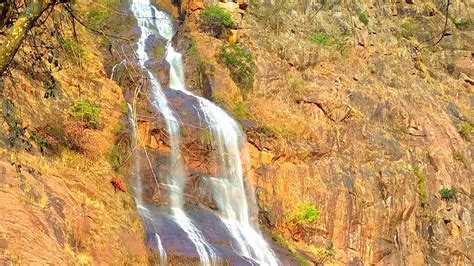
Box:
[127,104,168,265]
[130,0,217,264]
[127,0,279,265]
[164,22,278,266]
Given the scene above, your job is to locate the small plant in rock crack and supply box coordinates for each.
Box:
[413,165,428,207]
[59,38,86,61]
[69,99,102,129]
[30,134,51,153]
[439,187,457,201]
[311,31,331,46]
[449,13,472,31]
[358,12,369,26]
[287,203,320,225]
[400,19,418,39]
[199,5,234,37]
[218,43,255,94]
[458,122,472,140]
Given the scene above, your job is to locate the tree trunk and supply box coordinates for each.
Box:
[0,0,57,75]
[0,0,14,28]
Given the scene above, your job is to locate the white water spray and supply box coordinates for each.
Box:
[128,104,168,265]
[129,1,217,264]
[128,0,278,264]
[159,8,279,266]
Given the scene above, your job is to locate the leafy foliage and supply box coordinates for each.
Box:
[458,122,472,140]
[358,12,369,26]
[439,187,457,200]
[413,165,428,206]
[232,101,251,119]
[218,43,255,93]
[199,5,234,37]
[400,20,418,39]
[60,38,86,59]
[87,0,121,29]
[449,14,472,30]
[69,99,102,129]
[88,10,109,28]
[108,145,122,172]
[288,203,320,225]
[30,134,51,153]
[187,39,198,56]
[33,117,91,153]
[312,243,335,262]
[310,31,331,46]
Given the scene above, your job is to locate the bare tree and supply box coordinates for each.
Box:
[0,0,70,75]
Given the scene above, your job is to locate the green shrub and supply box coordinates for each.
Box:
[87,0,120,29]
[30,134,51,153]
[108,144,122,172]
[88,10,109,28]
[358,12,369,26]
[458,122,472,140]
[449,14,472,30]
[69,99,102,129]
[218,43,255,93]
[33,117,91,153]
[413,165,428,206]
[440,187,457,200]
[232,102,251,119]
[60,38,86,60]
[188,39,198,56]
[199,5,234,37]
[400,20,418,39]
[313,243,335,262]
[289,203,320,225]
[310,31,331,46]
[211,95,224,104]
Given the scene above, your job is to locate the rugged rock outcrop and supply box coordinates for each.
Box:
[0,0,472,264]
[159,0,473,264]
[0,1,149,263]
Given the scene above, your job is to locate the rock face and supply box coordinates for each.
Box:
[167,0,473,264]
[0,0,149,264]
[0,0,472,264]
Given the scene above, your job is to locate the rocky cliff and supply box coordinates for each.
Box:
[0,0,149,264]
[160,0,473,264]
[0,0,472,265]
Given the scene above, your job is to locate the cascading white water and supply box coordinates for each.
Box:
[161,10,279,266]
[126,0,279,264]
[110,59,127,80]
[129,1,217,264]
[127,104,168,266]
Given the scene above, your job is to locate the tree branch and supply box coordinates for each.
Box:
[0,0,58,75]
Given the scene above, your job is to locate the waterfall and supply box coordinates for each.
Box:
[129,1,217,264]
[127,0,279,265]
[127,104,167,265]
[160,8,279,266]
